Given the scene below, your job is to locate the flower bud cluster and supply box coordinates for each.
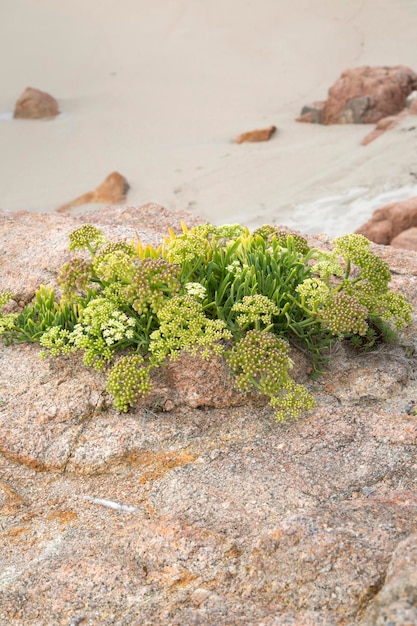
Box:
[227,330,315,420]
[58,258,94,302]
[165,234,209,264]
[0,312,18,334]
[252,226,309,254]
[378,291,413,329]
[106,355,153,412]
[225,260,246,277]
[150,295,232,362]
[68,297,137,369]
[0,292,13,308]
[320,292,368,336]
[92,243,137,282]
[311,251,345,280]
[227,330,291,393]
[68,225,106,252]
[231,295,279,329]
[269,381,316,422]
[215,224,246,240]
[40,326,73,356]
[333,233,371,263]
[191,223,245,242]
[252,225,277,240]
[274,231,310,255]
[184,282,207,300]
[296,278,330,309]
[357,252,391,293]
[190,223,220,239]
[123,259,181,315]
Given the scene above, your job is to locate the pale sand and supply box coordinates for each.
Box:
[1,0,417,235]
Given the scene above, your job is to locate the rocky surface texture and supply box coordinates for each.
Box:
[57,172,130,213]
[355,196,417,248]
[13,87,60,120]
[1,205,417,625]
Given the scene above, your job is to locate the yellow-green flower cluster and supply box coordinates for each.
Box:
[40,326,73,356]
[320,292,368,336]
[165,234,209,264]
[123,259,181,315]
[227,330,315,420]
[92,242,137,282]
[68,225,106,253]
[58,258,94,302]
[251,227,310,254]
[106,354,153,412]
[191,223,245,242]
[0,313,18,334]
[231,295,279,329]
[296,278,330,310]
[227,330,291,393]
[341,278,379,310]
[252,225,277,240]
[215,224,246,240]
[190,223,220,239]
[378,291,413,329]
[225,260,246,277]
[269,381,316,422]
[0,292,13,308]
[150,295,232,362]
[357,253,391,293]
[70,297,137,369]
[0,293,18,337]
[275,231,310,255]
[333,233,371,262]
[184,282,207,300]
[311,251,345,280]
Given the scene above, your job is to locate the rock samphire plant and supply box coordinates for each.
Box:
[0,224,412,420]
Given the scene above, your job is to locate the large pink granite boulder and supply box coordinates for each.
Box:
[355,196,417,246]
[298,66,417,125]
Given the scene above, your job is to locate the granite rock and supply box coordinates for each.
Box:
[13,87,59,119]
[1,206,417,625]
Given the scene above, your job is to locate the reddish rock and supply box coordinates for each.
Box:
[361,100,417,145]
[235,125,276,144]
[324,66,417,124]
[13,86,59,119]
[355,196,417,245]
[406,90,417,108]
[57,171,130,212]
[361,115,399,145]
[295,101,325,123]
[391,227,417,251]
[298,66,417,125]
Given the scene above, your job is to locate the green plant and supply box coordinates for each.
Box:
[0,224,412,421]
[0,285,81,344]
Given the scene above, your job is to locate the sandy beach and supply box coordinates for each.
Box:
[1,0,417,236]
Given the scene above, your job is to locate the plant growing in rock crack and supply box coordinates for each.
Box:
[0,223,412,421]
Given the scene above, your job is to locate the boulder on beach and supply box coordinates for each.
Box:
[57,171,130,212]
[355,196,417,247]
[1,204,417,624]
[234,125,277,143]
[298,66,417,125]
[391,227,417,251]
[13,86,60,119]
